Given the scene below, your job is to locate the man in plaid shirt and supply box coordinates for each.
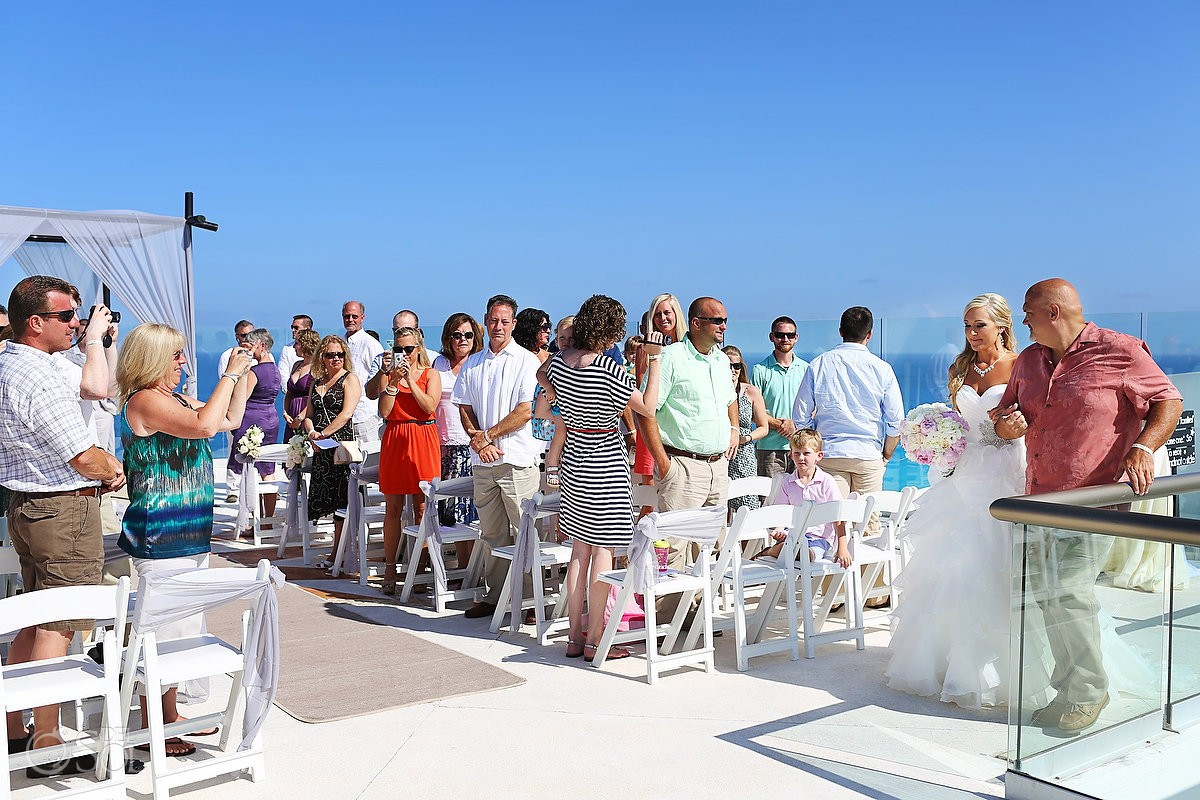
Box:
[0,275,126,772]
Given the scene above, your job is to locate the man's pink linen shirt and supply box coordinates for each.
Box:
[999,322,1181,494]
[779,466,843,546]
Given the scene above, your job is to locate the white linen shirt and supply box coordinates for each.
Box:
[450,338,540,468]
[791,342,904,460]
[277,344,300,389]
[0,342,98,492]
[346,330,384,428]
[54,347,100,448]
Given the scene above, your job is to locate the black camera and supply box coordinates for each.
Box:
[87,306,120,348]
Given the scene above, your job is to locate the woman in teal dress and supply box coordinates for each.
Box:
[116,323,253,757]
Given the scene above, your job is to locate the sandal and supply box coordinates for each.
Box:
[314,558,335,572]
[380,579,397,596]
[584,643,631,663]
[136,737,196,758]
[565,639,585,659]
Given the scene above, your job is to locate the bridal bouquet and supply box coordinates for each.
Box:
[236,425,265,460]
[900,403,968,476]
[285,433,313,469]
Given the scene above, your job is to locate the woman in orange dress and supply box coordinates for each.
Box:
[378,326,442,595]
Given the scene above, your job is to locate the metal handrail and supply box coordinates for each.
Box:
[990,472,1200,547]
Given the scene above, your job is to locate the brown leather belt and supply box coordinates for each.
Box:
[17,486,99,499]
[664,445,723,463]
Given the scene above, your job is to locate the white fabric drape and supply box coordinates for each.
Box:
[338,462,381,577]
[509,492,560,633]
[49,210,193,394]
[131,566,285,751]
[0,213,44,278]
[12,241,103,309]
[0,206,196,396]
[626,505,725,597]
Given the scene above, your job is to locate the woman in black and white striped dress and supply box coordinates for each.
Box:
[542,295,663,661]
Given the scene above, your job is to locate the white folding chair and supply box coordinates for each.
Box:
[118,559,283,800]
[400,478,483,611]
[592,505,726,684]
[333,444,387,584]
[274,463,320,564]
[859,487,918,615]
[490,492,571,642]
[683,502,799,670]
[781,497,875,658]
[1,577,131,798]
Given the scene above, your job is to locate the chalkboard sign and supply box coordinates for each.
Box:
[1167,409,1195,468]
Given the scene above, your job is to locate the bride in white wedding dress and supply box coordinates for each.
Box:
[885,293,1041,710]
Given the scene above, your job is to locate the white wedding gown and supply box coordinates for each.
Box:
[886,384,1156,711]
[885,384,1048,709]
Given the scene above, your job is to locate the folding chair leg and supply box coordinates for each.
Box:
[490,565,514,633]
[661,589,695,654]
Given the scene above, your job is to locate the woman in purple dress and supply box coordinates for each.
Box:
[229,328,282,525]
[283,328,319,438]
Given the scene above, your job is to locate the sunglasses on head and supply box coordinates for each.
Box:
[394,345,418,354]
[322,351,345,359]
[771,331,797,340]
[450,331,475,341]
[35,308,77,323]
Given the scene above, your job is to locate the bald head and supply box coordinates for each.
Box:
[1022,277,1086,356]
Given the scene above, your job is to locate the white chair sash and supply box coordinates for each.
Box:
[508,491,561,633]
[131,566,286,751]
[234,453,260,531]
[283,466,308,543]
[417,477,476,589]
[338,463,378,577]
[627,505,726,597]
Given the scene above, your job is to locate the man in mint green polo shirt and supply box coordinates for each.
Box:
[751,315,808,477]
[642,295,738,512]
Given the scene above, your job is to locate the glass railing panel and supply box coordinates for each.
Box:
[1008,523,1167,786]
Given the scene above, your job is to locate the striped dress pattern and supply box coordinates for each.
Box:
[118,404,215,559]
[547,352,636,548]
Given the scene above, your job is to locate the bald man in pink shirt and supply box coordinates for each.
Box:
[993,278,1182,732]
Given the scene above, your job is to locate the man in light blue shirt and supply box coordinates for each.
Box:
[792,307,903,527]
[751,315,808,477]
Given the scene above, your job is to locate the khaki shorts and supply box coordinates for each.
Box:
[7,492,104,631]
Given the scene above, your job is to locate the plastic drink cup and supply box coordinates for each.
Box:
[653,540,670,573]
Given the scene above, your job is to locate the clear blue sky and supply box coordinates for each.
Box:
[2,1,1197,337]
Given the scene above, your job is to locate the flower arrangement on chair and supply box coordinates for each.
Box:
[285,433,312,470]
[236,425,265,461]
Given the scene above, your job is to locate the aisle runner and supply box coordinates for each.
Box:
[206,559,524,723]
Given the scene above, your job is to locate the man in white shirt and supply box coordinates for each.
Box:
[217,320,256,502]
[343,300,384,441]
[0,276,125,770]
[451,294,541,619]
[792,306,904,533]
[276,314,313,388]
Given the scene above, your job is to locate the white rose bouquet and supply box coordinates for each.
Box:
[236,425,265,460]
[285,433,313,469]
[900,403,968,477]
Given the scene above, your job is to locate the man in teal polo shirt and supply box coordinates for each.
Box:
[751,315,808,477]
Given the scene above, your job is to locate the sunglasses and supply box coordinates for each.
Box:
[322,351,346,359]
[771,331,797,340]
[450,331,475,341]
[729,362,743,371]
[696,316,728,326]
[393,345,418,355]
[34,308,77,323]
[539,323,552,331]
[236,332,251,340]
[172,349,186,361]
